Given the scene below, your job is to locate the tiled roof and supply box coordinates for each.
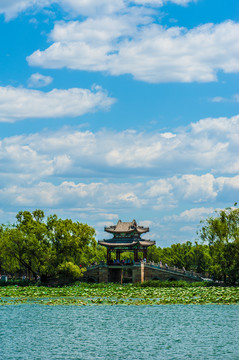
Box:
[105,219,149,234]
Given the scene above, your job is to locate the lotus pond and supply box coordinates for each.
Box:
[0,283,238,305]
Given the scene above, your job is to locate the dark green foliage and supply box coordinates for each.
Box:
[1,205,238,285]
[147,242,211,274]
[0,279,41,287]
[199,204,239,285]
[0,210,100,281]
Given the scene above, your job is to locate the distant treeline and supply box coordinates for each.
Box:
[0,206,238,285]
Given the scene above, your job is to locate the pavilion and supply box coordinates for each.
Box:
[98,219,155,264]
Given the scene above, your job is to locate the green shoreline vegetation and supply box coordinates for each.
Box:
[0,282,238,305]
[1,206,239,288]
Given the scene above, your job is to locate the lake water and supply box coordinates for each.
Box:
[0,305,238,360]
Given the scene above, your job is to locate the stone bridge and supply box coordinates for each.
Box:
[83,262,204,283]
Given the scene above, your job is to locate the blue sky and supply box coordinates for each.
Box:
[0,0,239,246]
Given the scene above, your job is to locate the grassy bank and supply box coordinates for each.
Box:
[0,282,238,305]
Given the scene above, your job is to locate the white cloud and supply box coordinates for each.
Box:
[133,0,196,5]
[164,207,215,222]
[0,181,145,208]
[218,175,239,190]
[0,113,238,243]
[146,174,222,208]
[58,0,125,17]
[173,174,220,202]
[28,73,53,88]
[161,132,176,139]
[0,85,115,122]
[28,20,239,83]
[96,221,115,228]
[210,94,239,103]
[59,0,196,15]
[0,0,196,20]
[0,0,50,21]
[99,213,119,220]
[179,225,196,232]
[0,114,239,184]
[0,174,237,216]
[139,220,153,227]
[0,172,238,244]
[211,96,227,103]
[146,179,173,197]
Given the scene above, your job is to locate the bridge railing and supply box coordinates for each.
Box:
[145,262,203,279]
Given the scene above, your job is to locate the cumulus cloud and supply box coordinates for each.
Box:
[28,73,53,88]
[58,0,125,17]
[0,169,238,244]
[0,174,238,215]
[0,0,51,21]
[0,0,196,20]
[0,113,239,242]
[164,207,215,222]
[146,174,222,209]
[0,85,115,122]
[58,0,196,16]
[28,19,239,83]
[1,120,239,213]
[0,114,239,182]
[0,181,145,208]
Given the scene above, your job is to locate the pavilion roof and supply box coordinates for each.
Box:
[105,219,149,234]
[98,239,155,248]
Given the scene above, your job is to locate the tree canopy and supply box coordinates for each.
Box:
[198,204,239,285]
[0,210,105,282]
[0,206,238,285]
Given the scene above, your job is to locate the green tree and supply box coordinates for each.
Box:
[0,211,50,279]
[199,204,239,284]
[147,245,162,263]
[169,242,194,269]
[192,242,211,274]
[46,214,96,279]
[0,210,96,282]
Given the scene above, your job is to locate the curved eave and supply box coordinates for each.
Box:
[137,228,150,234]
[98,240,155,247]
[104,227,149,234]
[139,240,155,246]
[98,241,138,247]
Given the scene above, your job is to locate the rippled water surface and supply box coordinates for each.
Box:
[0,305,238,360]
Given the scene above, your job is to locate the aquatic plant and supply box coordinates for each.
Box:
[0,283,238,305]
